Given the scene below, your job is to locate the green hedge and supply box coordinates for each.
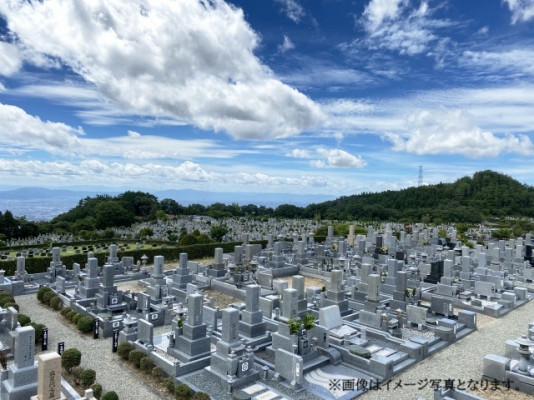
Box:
[0,240,267,275]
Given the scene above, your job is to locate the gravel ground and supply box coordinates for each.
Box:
[16,294,163,400]
[359,300,534,400]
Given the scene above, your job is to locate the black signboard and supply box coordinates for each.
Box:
[112,329,119,353]
[93,318,100,339]
[57,341,65,355]
[41,327,48,351]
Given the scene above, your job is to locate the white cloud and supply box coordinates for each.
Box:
[387,108,534,157]
[0,82,5,93]
[0,102,254,160]
[0,42,23,76]
[275,0,305,23]
[460,49,534,77]
[0,0,323,139]
[358,0,452,56]
[0,103,84,153]
[363,0,404,31]
[278,35,295,53]
[286,146,365,168]
[287,149,311,158]
[315,148,366,168]
[503,0,534,23]
[321,99,375,115]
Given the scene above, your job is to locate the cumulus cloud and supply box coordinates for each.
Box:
[315,148,366,168]
[275,0,305,23]
[287,146,366,168]
[278,35,295,53]
[503,0,534,23]
[0,0,323,139]
[0,42,23,76]
[387,108,534,157]
[0,103,84,152]
[0,102,255,159]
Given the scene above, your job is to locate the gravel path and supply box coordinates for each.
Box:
[359,300,534,400]
[16,294,163,400]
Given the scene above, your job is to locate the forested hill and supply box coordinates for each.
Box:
[304,170,534,223]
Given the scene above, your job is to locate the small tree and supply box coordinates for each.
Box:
[60,306,72,317]
[287,317,301,335]
[61,348,82,373]
[80,369,96,388]
[102,391,119,400]
[302,313,315,330]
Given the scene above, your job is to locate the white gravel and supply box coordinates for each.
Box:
[16,294,163,400]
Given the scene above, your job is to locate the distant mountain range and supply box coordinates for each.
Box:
[0,187,336,221]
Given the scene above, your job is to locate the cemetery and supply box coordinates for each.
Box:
[0,219,532,399]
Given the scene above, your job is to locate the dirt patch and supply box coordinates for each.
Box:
[278,275,326,289]
[203,289,241,309]
[116,281,145,293]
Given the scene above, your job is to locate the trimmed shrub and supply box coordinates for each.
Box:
[151,366,164,380]
[91,383,102,399]
[128,349,144,368]
[60,306,72,317]
[192,393,210,400]
[61,348,82,373]
[0,291,12,300]
[0,297,15,307]
[30,323,46,344]
[102,391,119,400]
[66,310,77,321]
[17,314,31,327]
[140,356,154,373]
[50,296,63,311]
[80,369,96,388]
[42,291,55,305]
[174,383,192,400]
[72,313,82,324]
[77,316,94,334]
[72,366,84,385]
[3,302,18,311]
[37,286,52,302]
[117,342,134,360]
[164,377,175,393]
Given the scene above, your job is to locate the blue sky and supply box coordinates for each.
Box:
[0,0,533,199]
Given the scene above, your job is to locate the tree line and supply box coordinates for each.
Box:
[1,170,534,241]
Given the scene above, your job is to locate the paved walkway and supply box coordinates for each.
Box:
[17,294,163,400]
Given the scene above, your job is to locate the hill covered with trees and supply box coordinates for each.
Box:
[2,171,533,240]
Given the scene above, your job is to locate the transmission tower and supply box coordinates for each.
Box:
[418,166,423,187]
